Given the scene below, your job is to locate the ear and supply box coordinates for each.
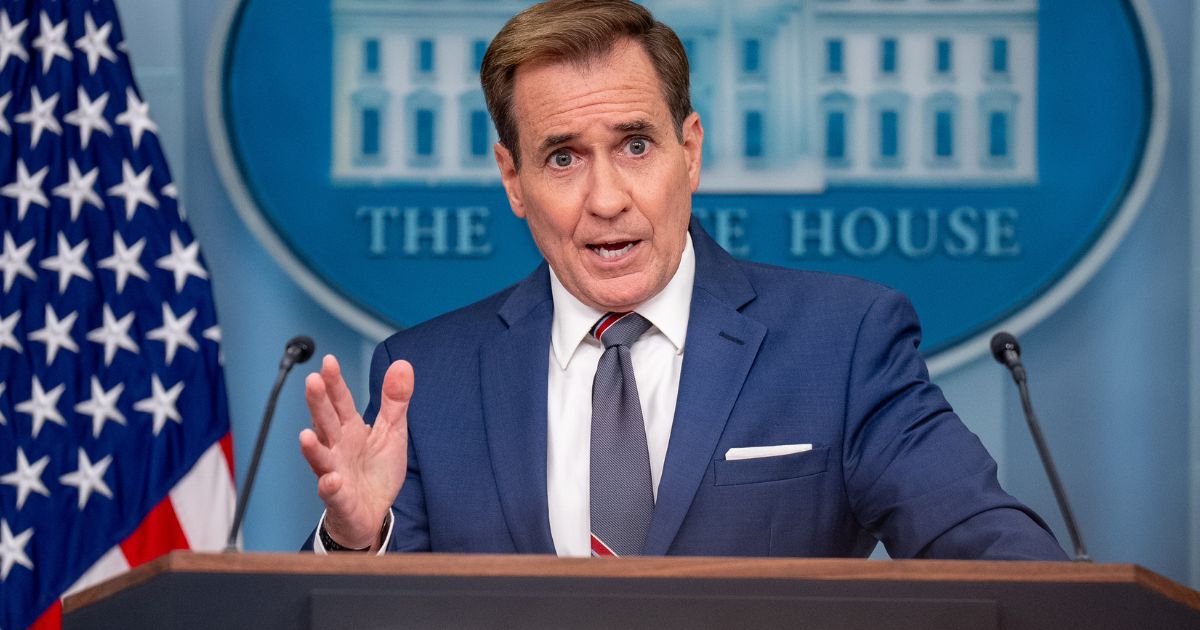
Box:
[494,142,527,219]
[680,112,704,192]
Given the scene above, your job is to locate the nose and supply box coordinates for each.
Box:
[583,156,631,219]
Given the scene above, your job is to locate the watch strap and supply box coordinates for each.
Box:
[319,514,388,552]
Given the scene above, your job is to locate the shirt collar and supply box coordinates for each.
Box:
[549,233,695,370]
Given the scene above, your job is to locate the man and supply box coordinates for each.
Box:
[300,0,1065,559]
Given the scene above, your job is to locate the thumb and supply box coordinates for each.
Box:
[375,360,414,434]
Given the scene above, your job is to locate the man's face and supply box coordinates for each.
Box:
[495,39,703,313]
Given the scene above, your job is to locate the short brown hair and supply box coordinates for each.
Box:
[480,0,692,170]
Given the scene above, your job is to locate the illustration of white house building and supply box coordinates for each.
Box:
[331,0,1037,192]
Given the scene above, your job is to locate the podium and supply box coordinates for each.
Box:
[63,552,1200,629]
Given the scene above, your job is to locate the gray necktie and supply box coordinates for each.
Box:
[589,312,654,557]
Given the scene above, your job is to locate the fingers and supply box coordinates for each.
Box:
[374,360,414,436]
[316,470,344,505]
[298,428,334,476]
[304,371,341,446]
[300,430,351,512]
[319,355,361,428]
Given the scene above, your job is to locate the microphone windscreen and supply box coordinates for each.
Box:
[989,331,1020,364]
[286,335,316,364]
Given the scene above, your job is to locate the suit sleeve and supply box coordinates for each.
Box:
[840,290,1067,560]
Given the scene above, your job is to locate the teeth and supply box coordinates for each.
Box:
[592,242,635,259]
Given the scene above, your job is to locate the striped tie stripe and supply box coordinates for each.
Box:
[591,311,633,342]
[590,533,618,557]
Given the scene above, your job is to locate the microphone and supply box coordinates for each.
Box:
[989,331,1025,382]
[225,336,316,552]
[989,331,1090,562]
[281,335,315,369]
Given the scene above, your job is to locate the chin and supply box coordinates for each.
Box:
[588,286,653,312]
[569,267,666,311]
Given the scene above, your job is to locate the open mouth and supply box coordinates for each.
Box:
[588,240,639,259]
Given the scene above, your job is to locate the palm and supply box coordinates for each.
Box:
[300,356,412,548]
[328,405,406,519]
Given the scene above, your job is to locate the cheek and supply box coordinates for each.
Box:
[526,203,577,249]
[661,180,694,232]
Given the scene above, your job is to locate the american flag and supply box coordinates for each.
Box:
[0,1,235,628]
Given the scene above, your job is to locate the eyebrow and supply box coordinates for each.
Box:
[535,119,660,154]
[539,133,577,153]
[613,119,656,134]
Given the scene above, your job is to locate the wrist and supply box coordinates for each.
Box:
[321,512,389,552]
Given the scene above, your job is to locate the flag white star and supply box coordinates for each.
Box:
[106,159,157,220]
[75,377,126,438]
[28,304,79,364]
[74,13,116,75]
[0,519,34,580]
[156,231,208,292]
[115,86,156,149]
[13,87,61,148]
[0,447,51,510]
[204,325,223,364]
[52,159,104,221]
[161,182,184,217]
[146,303,198,365]
[64,87,112,150]
[0,232,37,291]
[86,303,138,366]
[31,11,72,74]
[0,13,29,70]
[1,159,50,220]
[39,232,93,293]
[59,448,114,510]
[0,311,21,353]
[15,376,66,439]
[0,92,11,135]
[98,232,149,292]
[134,374,184,435]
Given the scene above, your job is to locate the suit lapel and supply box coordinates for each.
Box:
[480,265,557,554]
[643,224,765,555]
[476,225,763,555]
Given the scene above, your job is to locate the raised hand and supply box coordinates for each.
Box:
[298,355,413,550]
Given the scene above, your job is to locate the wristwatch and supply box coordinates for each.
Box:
[319,513,389,552]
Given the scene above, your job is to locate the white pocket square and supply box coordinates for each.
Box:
[724,443,812,461]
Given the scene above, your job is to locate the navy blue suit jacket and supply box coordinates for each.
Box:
[356,223,1065,559]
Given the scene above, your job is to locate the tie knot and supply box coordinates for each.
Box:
[591,312,652,349]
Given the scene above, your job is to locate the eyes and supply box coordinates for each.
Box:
[546,137,651,170]
[551,151,573,168]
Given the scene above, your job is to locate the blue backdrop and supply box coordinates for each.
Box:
[114,0,1198,588]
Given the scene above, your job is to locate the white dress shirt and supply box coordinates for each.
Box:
[546,235,695,556]
[315,236,695,555]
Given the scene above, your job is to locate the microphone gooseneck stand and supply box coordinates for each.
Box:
[990,332,1090,562]
[224,335,316,552]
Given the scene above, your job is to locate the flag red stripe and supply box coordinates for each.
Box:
[219,432,236,483]
[30,600,61,630]
[119,497,191,568]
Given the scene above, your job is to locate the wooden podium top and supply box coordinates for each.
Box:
[63,551,1200,615]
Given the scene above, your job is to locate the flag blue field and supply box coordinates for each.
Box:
[0,2,235,627]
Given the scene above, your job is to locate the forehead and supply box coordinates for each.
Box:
[510,40,671,147]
